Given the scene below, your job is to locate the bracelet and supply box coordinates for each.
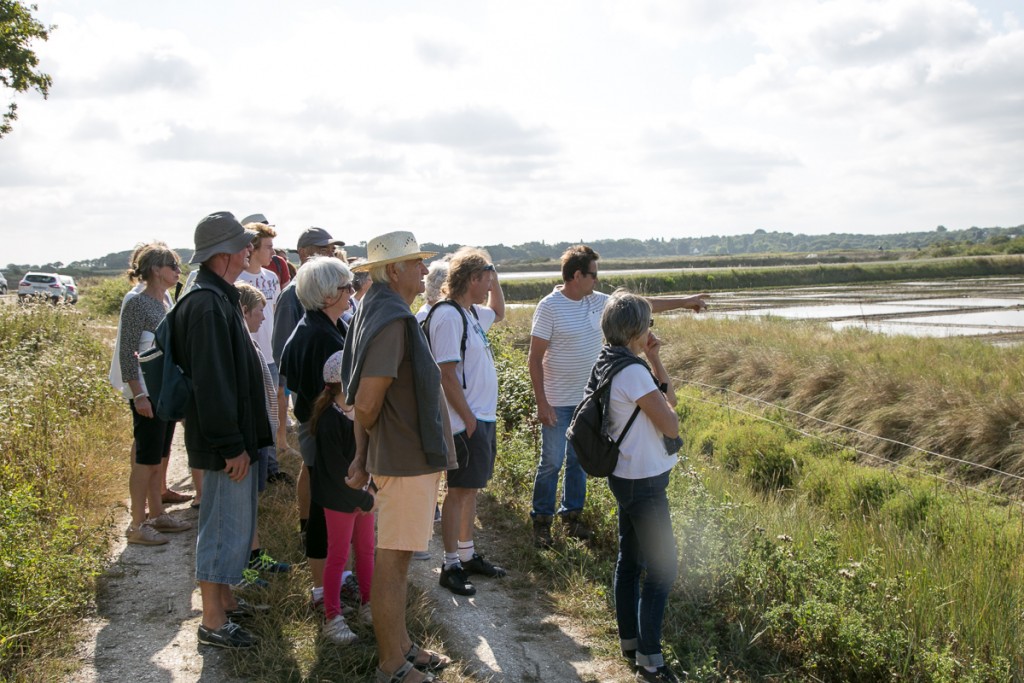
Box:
[658,382,669,393]
[134,392,149,400]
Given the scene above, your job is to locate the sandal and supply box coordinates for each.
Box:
[377,660,439,683]
[405,643,451,672]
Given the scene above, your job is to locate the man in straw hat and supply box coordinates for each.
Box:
[172,211,273,649]
[342,231,457,682]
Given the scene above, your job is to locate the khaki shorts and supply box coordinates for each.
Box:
[373,471,442,552]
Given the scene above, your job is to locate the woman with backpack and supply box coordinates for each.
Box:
[597,290,684,683]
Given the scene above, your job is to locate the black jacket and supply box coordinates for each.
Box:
[280,308,346,424]
[171,268,272,470]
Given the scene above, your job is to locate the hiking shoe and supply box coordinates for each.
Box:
[225,597,270,620]
[561,511,592,541]
[636,665,684,682]
[126,524,168,546]
[266,471,295,485]
[358,602,373,625]
[532,515,553,549]
[462,553,506,578]
[248,550,291,573]
[322,614,358,645]
[146,514,192,533]
[439,563,476,596]
[197,621,259,649]
[340,574,360,604]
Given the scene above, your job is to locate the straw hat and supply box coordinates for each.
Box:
[352,231,436,272]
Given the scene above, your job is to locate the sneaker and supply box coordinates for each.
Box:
[322,614,358,645]
[126,524,168,546]
[532,515,553,549]
[462,552,507,578]
[340,574,360,604]
[439,563,476,596]
[412,550,432,561]
[248,550,291,573]
[561,511,592,541]
[636,665,683,682]
[146,514,192,533]
[225,597,270,620]
[197,621,259,649]
[358,603,373,625]
[266,471,295,485]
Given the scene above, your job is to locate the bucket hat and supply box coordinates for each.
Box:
[352,231,436,272]
[190,212,257,264]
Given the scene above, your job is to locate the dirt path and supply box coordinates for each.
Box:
[66,432,632,682]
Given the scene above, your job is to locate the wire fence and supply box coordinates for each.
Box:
[673,375,1024,506]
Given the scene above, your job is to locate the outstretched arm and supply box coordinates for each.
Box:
[645,293,709,314]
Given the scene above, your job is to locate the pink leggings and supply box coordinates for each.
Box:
[323,507,375,620]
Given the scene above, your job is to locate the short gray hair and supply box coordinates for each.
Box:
[424,259,450,305]
[601,289,651,347]
[295,255,352,311]
[368,259,407,287]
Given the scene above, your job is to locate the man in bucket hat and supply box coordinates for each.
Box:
[342,231,457,682]
[173,211,273,649]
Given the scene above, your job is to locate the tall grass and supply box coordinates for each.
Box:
[0,302,130,680]
[484,307,1024,681]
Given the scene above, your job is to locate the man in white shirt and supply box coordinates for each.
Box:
[528,245,707,548]
[425,247,507,596]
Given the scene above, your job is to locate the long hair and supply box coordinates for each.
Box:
[309,382,342,436]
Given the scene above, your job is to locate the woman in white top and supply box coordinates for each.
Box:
[600,290,683,683]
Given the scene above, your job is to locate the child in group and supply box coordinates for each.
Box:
[311,350,375,645]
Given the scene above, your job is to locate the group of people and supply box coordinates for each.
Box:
[111,209,707,683]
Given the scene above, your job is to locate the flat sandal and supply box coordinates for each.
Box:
[405,643,450,672]
[377,660,438,683]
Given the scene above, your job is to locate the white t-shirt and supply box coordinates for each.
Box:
[236,268,280,362]
[414,302,431,323]
[608,364,678,480]
[427,302,498,433]
[530,287,610,406]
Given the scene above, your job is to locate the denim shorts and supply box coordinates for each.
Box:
[195,467,258,585]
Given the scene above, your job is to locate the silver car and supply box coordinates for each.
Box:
[60,275,79,304]
[0,271,7,295]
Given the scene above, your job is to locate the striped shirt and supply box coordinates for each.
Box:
[530,287,610,406]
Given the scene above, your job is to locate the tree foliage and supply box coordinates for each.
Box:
[0,1,52,138]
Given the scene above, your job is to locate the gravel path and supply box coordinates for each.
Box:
[66,430,632,682]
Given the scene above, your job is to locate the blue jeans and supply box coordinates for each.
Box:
[608,470,678,668]
[531,404,587,518]
[195,467,258,585]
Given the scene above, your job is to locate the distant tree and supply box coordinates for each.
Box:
[1,1,52,138]
[936,225,947,232]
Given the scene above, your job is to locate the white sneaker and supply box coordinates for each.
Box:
[322,614,358,645]
[358,603,373,625]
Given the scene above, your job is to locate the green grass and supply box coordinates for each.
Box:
[0,302,129,680]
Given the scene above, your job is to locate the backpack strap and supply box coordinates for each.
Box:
[614,405,642,446]
[422,299,473,389]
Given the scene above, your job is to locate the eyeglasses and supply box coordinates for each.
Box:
[649,318,655,328]
[582,270,598,279]
[163,262,181,271]
[337,283,355,293]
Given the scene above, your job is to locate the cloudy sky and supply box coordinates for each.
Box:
[2,0,1022,266]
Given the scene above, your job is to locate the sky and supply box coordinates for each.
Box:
[1,0,1022,266]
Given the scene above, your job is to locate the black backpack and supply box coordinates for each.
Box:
[567,367,643,478]
[138,285,213,422]
[421,299,480,389]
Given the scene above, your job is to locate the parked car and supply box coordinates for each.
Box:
[0,271,7,295]
[60,275,79,304]
[18,272,66,303]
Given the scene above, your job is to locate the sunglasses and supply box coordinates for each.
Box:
[649,318,655,328]
[337,283,355,293]
[481,264,495,272]
[163,262,181,271]
[581,271,599,279]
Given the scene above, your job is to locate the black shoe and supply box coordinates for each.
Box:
[197,621,259,648]
[562,511,593,541]
[267,471,295,485]
[636,665,684,682]
[439,563,476,596]
[462,552,506,578]
[532,515,553,549]
[225,597,270,620]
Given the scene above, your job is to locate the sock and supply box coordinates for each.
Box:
[457,540,475,563]
[443,551,461,570]
[643,666,658,673]
[311,586,323,602]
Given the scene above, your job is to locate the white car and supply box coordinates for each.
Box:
[18,271,66,304]
[0,271,7,295]
[60,275,79,304]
